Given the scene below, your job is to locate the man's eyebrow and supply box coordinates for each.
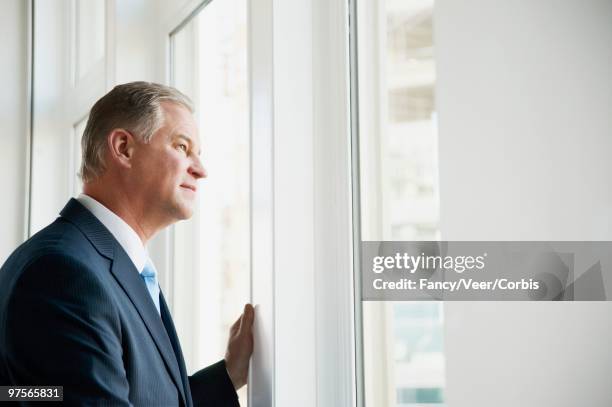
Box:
[175,134,201,156]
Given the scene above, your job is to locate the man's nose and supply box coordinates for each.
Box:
[189,156,207,179]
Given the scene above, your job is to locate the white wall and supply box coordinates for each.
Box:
[0,0,28,263]
[436,0,612,405]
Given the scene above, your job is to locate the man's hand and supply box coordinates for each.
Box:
[225,303,255,390]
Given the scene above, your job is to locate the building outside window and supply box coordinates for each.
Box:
[357,0,445,405]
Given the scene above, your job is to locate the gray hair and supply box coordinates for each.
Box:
[79,81,194,183]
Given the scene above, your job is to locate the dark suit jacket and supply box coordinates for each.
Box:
[0,199,240,406]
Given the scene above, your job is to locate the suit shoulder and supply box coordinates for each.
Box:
[0,219,110,303]
[4,218,99,269]
[28,217,93,253]
[3,248,119,328]
[5,248,104,298]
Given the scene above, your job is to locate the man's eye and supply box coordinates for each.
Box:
[178,144,188,152]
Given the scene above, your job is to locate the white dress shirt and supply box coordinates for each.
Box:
[77,194,148,272]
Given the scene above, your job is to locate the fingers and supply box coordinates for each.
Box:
[225,304,255,390]
[229,304,254,336]
[230,315,241,335]
[238,303,255,333]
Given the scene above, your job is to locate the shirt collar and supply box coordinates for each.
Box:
[77,194,148,272]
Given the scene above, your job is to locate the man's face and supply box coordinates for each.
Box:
[131,102,205,223]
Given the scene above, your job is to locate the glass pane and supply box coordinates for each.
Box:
[357,0,444,405]
[75,0,105,80]
[171,0,250,403]
[71,116,87,197]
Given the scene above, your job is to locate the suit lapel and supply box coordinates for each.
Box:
[160,293,193,407]
[60,199,187,405]
[110,250,187,406]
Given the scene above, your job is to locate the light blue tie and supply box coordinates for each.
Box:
[141,259,161,315]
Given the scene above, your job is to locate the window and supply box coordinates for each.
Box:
[70,115,87,197]
[30,0,107,234]
[73,0,105,84]
[170,0,250,403]
[354,0,445,405]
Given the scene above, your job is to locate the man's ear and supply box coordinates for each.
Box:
[107,129,136,169]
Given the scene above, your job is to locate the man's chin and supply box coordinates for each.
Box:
[180,202,196,219]
[166,200,195,222]
[176,206,194,220]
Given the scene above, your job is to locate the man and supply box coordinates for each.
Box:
[0,82,254,406]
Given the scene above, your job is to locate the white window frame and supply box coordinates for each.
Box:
[28,0,115,236]
[158,0,357,405]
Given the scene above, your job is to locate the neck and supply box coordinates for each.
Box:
[83,181,163,245]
